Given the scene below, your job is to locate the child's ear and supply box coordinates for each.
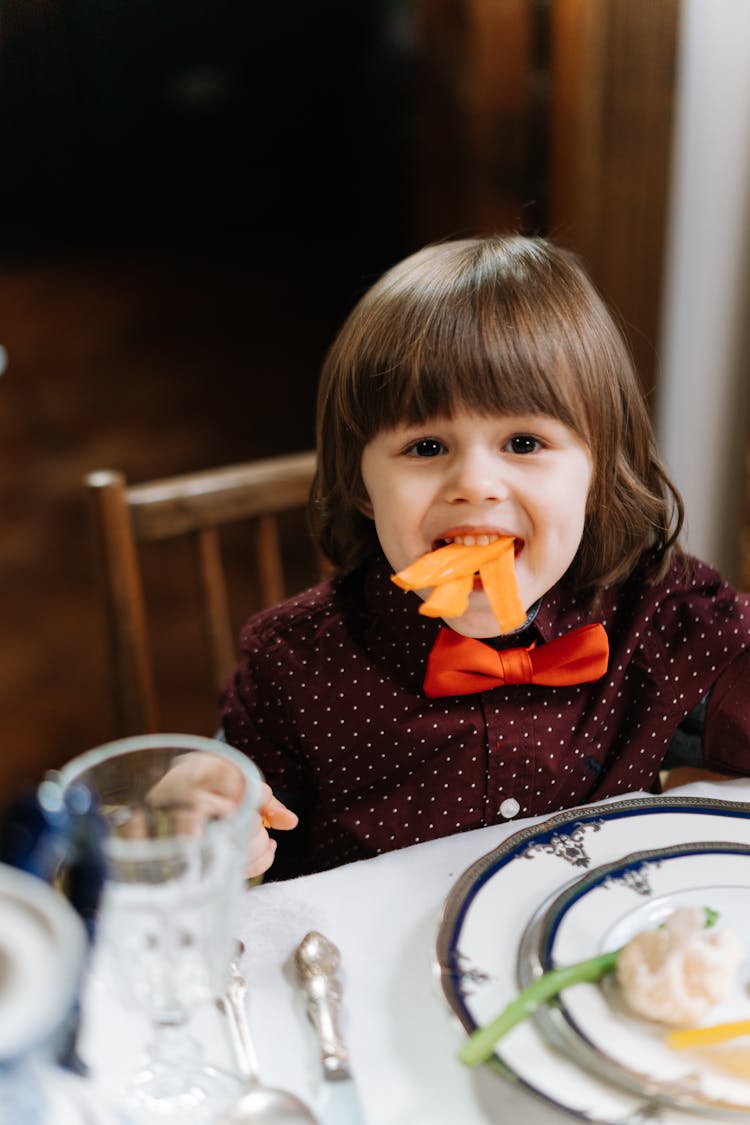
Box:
[353,470,374,518]
[584,470,598,515]
[356,492,374,519]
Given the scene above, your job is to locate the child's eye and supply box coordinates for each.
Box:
[506,434,542,455]
[407,438,445,458]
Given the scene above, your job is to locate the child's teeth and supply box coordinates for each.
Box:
[451,533,500,546]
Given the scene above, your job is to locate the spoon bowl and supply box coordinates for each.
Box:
[219,1086,317,1125]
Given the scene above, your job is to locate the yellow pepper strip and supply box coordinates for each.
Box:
[667,1020,750,1050]
[418,574,475,618]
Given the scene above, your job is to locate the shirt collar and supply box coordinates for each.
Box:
[531,583,596,641]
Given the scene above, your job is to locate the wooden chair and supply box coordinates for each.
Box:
[85,450,319,737]
[660,766,733,791]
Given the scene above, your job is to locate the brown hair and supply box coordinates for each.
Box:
[310,234,683,593]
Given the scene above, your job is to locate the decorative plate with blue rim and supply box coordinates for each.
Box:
[437,795,750,1124]
[519,842,750,1115]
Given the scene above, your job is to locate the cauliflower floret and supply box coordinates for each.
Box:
[616,906,743,1026]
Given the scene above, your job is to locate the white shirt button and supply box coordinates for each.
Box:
[500,797,520,819]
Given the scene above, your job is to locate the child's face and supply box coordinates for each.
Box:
[360,410,593,637]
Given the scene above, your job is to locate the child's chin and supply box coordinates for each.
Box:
[443,605,505,639]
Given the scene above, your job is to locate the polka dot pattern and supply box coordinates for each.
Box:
[221,551,750,878]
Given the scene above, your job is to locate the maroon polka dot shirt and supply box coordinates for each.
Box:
[221,551,750,879]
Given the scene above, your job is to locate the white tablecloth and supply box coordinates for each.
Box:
[80,777,750,1124]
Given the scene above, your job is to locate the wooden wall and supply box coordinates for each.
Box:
[549,0,680,401]
[415,0,680,400]
[413,0,546,239]
[745,454,750,589]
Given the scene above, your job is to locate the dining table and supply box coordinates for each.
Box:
[79,775,750,1125]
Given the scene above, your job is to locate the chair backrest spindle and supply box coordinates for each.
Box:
[194,526,236,695]
[85,451,318,737]
[256,514,285,606]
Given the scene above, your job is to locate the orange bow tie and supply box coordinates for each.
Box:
[423,623,609,697]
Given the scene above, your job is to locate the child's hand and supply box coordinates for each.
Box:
[146,751,298,877]
[247,783,299,878]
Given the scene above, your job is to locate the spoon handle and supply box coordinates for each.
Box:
[222,960,261,1084]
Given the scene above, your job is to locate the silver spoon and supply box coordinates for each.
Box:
[293,932,367,1123]
[217,952,319,1125]
[293,931,351,1079]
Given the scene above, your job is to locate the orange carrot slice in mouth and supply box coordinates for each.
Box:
[478,546,526,632]
[420,573,475,618]
[391,538,526,630]
[392,539,511,591]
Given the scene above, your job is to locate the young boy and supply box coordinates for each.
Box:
[222,235,750,879]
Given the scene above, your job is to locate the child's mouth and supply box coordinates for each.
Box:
[432,533,522,557]
[394,532,526,628]
[429,534,523,596]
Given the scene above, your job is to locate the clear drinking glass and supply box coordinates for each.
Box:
[52,733,263,1123]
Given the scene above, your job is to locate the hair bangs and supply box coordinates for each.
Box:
[340,276,587,443]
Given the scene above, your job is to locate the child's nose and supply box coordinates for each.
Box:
[445,450,507,504]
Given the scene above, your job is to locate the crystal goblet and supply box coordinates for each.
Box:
[53,733,263,1123]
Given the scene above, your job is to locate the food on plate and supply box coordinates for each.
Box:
[458,946,619,1066]
[667,1018,750,1050]
[459,905,739,1068]
[391,537,526,631]
[616,906,743,1026]
[666,1017,750,1083]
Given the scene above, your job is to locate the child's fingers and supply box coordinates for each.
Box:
[244,789,298,878]
[259,784,299,830]
[147,750,246,808]
[245,817,279,878]
[147,760,297,880]
[246,838,277,879]
[172,792,237,830]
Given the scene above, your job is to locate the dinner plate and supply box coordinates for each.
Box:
[519,842,750,1115]
[437,795,750,1124]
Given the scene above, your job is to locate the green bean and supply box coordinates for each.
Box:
[458,949,619,1067]
[459,905,719,1067]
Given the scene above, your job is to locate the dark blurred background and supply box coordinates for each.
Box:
[0,0,747,800]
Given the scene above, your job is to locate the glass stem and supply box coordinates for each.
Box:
[146,1018,200,1070]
